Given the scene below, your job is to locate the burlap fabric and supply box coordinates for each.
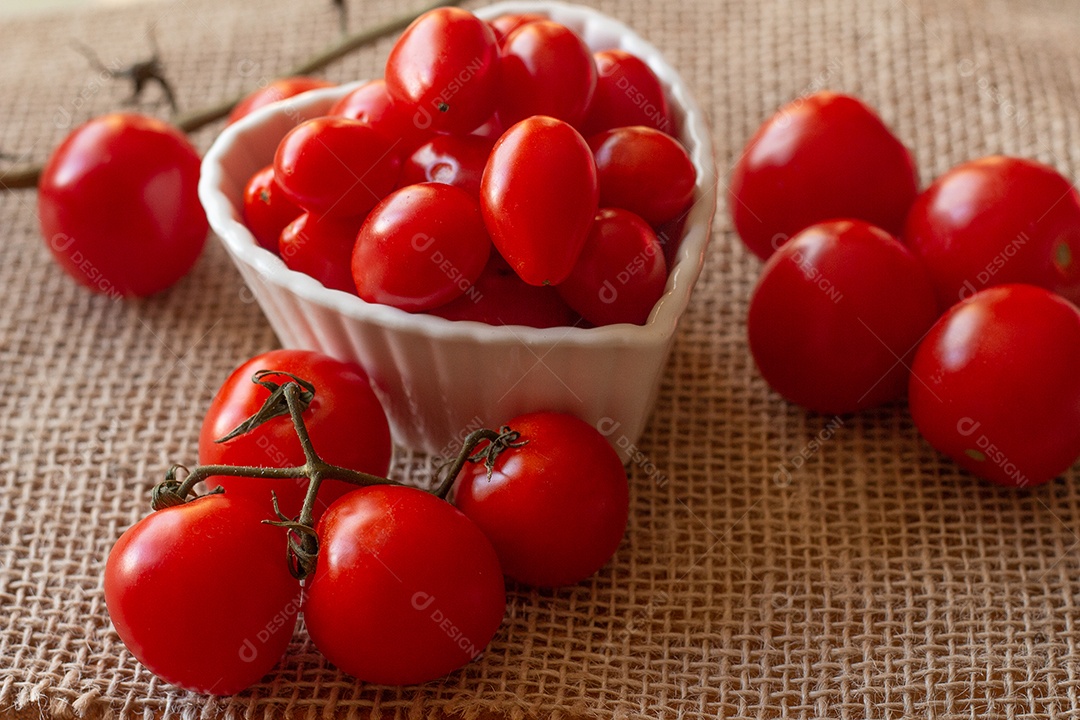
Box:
[2,0,1080,717]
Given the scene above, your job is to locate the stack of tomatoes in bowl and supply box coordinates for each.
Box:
[731,91,1080,488]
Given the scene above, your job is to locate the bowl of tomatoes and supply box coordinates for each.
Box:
[199,1,716,459]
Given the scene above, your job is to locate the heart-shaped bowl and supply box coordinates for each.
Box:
[199,0,716,460]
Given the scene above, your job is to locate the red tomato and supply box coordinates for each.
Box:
[37,113,207,297]
[909,284,1080,487]
[470,115,505,142]
[557,208,667,326]
[105,494,298,695]
[399,134,493,197]
[452,412,629,587]
[328,79,428,150]
[243,164,301,254]
[904,156,1080,308]
[385,7,499,134]
[481,116,598,286]
[589,126,695,226]
[730,92,918,260]
[496,20,597,128]
[748,220,939,413]
[273,116,401,219]
[353,183,491,312]
[199,349,392,521]
[580,49,673,137]
[278,213,359,293]
[488,12,545,42]
[429,253,580,327]
[227,77,334,125]
[303,485,506,685]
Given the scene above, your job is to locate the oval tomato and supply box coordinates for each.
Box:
[909,284,1080,487]
[303,485,506,685]
[580,49,672,136]
[243,164,301,254]
[199,349,392,521]
[278,213,360,293]
[328,78,429,150]
[589,126,695,226]
[38,113,207,297]
[228,77,334,125]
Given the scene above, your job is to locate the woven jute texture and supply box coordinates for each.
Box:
[2,0,1080,718]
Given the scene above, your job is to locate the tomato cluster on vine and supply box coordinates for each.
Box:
[731,91,1080,489]
[242,8,697,328]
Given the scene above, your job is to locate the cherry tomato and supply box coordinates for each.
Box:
[481,116,598,286]
[557,208,667,326]
[38,113,207,297]
[303,485,506,685]
[199,349,392,521]
[748,220,939,413]
[729,92,918,260]
[328,78,429,150]
[278,213,359,293]
[496,20,597,128]
[385,7,499,134]
[904,156,1080,308]
[353,183,491,312]
[909,284,1080,487]
[273,116,401,219]
[398,134,493,197]
[227,77,334,125]
[580,49,673,137]
[105,494,297,695]
[429,253,580,328]
[243,164,301,253]
[452,412,628,587]
[589,126,695,226]
[488,12,545,43]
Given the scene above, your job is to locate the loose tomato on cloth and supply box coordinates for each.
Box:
[748,220,939,414]
[904,156,1080,308]
[353,183,491,311]
[909,284,1080,487]
[227,77,334,125]
[303,485,506,685]
[242,164,301,254]
[278,213,360,293]
[38,113,207,297]
[729,92,918,260]
[580,49,673,136]
[105,493,298,695]
[199,349,392,520]
[385,7,500,134]
[589,126,695,226]
[481,116,598,286]
[273,116,400,219]
[452,412,629,588]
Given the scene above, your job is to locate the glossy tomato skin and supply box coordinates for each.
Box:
[328,79,429,151]
[399,134,493,197]
[909,284,1080,487]
[429,253,580,327]
[227,77,334,125]
[303,485,506,685]
[729,92,919,260]
[38,113,208,297]
[385,7,499,134]
[353,183,491,311]
[557,208,667,326]
[904,156,1080,309]
[496,20,597,128]
[481,116,598,286]
[580,50,673,137]
[748,220,939,414]
[487,12,545,43]
[105,494,298,695]
[452,412,629,588]
[278,213,360,293]
[243,164,301,253]
[199,349,392,521]
[589,126,695,226]
[273,116,400,219]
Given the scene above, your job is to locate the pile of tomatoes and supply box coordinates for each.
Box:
[105,349,630,694]
[731,91,1080,488]
[244,8,697,328]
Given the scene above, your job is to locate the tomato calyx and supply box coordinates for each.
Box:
[213,370,316,443]
[431,425,528,499]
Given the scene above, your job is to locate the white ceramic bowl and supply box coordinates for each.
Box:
[199,0,716,461]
